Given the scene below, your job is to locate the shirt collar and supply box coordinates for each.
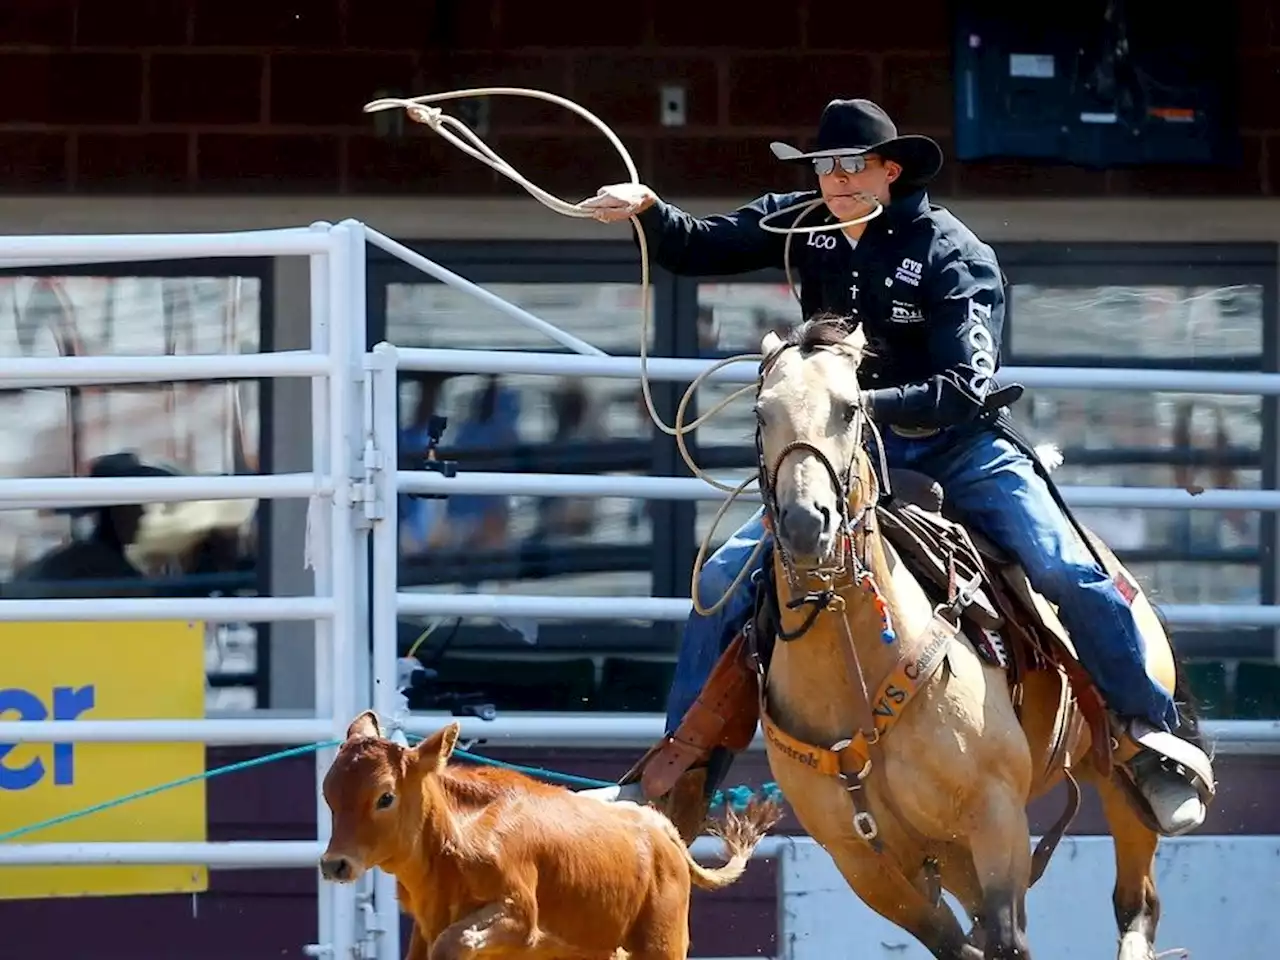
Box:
[884,188,930,223]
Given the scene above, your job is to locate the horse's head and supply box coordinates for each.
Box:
[754,316,877,568]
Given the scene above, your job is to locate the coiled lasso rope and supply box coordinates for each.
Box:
[363,87,882,615]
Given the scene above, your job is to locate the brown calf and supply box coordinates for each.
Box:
[319,712,781,960]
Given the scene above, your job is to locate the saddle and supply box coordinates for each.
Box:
[876,467,1111,777]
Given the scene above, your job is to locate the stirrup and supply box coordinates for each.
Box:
[1125,719,1216,804]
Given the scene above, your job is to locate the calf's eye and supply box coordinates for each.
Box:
[375,792,395,810]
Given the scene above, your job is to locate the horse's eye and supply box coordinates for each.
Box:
[840,401,858,424]
[375,792,395,810]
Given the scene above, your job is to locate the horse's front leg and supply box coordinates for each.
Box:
[819,838,983,960]
[964,784,1033,959]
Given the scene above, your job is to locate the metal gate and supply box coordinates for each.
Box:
[363,222,1280,960]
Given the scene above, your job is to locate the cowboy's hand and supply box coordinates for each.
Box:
[579,183,658,223]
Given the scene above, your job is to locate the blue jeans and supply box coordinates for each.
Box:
[665,425,1178,735]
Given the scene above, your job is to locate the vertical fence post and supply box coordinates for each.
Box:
[306,222,338,957]
[343,219,381,959]
[368,340,403,960]
[325,221,360,959]
[342,220,373,715]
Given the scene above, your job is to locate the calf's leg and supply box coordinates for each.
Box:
[406,925,430,960]
[622,867,691,960]
[427,900,612,960]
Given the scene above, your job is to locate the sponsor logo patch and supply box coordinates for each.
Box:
[890,299,924,323]
[893,256,923,286]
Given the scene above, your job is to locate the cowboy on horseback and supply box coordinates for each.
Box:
[583,98,1214,841]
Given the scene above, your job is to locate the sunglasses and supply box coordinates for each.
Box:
[812,154,870,176]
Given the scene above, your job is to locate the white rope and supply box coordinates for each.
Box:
[363,87,879,615]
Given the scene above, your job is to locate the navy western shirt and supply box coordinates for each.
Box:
[634,188,1009,429]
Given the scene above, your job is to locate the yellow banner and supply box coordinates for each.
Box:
[0,620,208,899]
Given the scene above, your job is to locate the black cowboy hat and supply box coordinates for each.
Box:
[770,98,944,188]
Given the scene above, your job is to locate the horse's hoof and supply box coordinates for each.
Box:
[1117,931,1156,960]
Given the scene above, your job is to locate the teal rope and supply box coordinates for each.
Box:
[452,747,615,790]
[448,741,783,814]
[0,733,786,845]
[0,739,342,845]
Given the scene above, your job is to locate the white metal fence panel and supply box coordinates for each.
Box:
[0,221,368,960]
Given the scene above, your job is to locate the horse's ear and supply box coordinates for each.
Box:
[346,710,383,741]
[761,330,784,358]
[841,324,867,354]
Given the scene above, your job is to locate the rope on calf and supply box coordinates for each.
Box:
[443,741,782,815]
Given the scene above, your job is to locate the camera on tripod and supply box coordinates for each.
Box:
[398,655,498,721]
[409,414,458,501]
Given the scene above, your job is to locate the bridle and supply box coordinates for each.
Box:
[752,342,949,890]
[753,342,894,640]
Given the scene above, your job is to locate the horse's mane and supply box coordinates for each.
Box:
[781,314,875,359]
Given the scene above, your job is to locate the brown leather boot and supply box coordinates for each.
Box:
[618,741,713,844]
[657,765,711,845]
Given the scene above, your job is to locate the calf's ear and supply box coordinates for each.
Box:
[346,710,383,741]
[411,721,461,773]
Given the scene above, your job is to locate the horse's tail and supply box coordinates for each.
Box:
[1152,605,1211,759]
[676,797,784,891]
[1033,442,1065,472]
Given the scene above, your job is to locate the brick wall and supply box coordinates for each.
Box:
[0,0,1275,198]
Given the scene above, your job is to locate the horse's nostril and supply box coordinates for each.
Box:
[815,503,831,530]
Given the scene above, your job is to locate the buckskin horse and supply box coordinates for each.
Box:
[630,316,1213,960]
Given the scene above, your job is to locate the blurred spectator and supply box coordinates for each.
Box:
[398,373,450,556]
[1171,400,1249,550]
[535,378,604,540]
[3,451,174,598]
[697,307,720,355]
[2,450,255,598]
[430,375,520,551]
